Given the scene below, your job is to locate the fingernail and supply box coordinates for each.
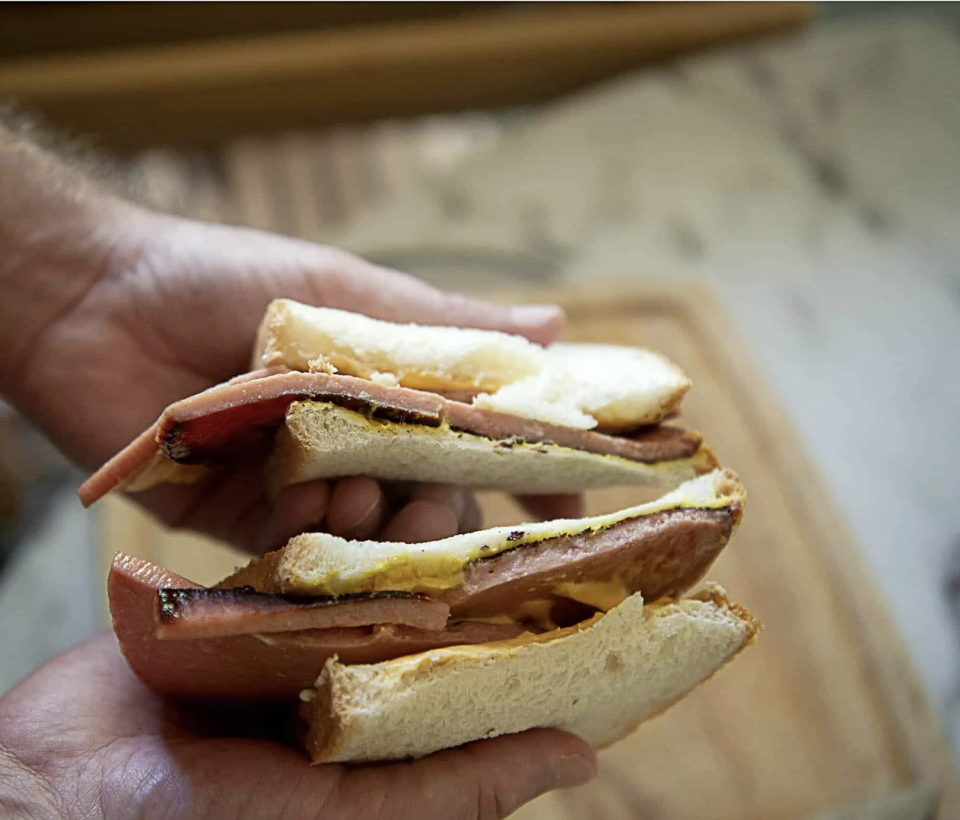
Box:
[552,754,597,789]
[510,304,563,328]
[348,494,384,540]
[443,488,467,521]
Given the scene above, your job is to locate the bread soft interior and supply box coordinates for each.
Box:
[301,584,760,763]
[254,299,690,431]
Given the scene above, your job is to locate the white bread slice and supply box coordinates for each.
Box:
[246,470,742,597]
[300,585,760,763]
[254,299,544,392]
[474,342,690,431]
[270,400,717,495]
[254,299,691,431]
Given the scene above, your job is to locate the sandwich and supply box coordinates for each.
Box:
[84,299,760,763]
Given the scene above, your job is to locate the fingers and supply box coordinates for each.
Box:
[402,484,483,538]
[263,480,331,545]
[460,492,482,533]
[409,483,468,519]
[140,467,482,555]
[325,477,386,539]
[311,247,566,346]
[337,729,597,820]
[133,729,593,820]
[445,730,597,819]
[516,493,585,522]
[381,501,459,543]
[326,481,481,543]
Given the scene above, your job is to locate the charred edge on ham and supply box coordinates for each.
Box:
[465,508,734,567]
[158,376,701,467]
[158,587,428,623]
[327,394,442,428]
[465,527,605,566]
[160,393,443,463]
[461,429,558,450]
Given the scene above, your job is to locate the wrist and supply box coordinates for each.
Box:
[0,126,149,400]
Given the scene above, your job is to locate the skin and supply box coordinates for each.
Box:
[0,635,595,820]
[0,125,595,818]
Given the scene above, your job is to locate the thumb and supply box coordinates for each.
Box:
[339,729,597,820]
[312,247,566,346]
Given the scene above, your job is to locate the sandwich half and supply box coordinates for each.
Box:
[303,585,757,763]
[78,300,717,505]
[107,470,758,761]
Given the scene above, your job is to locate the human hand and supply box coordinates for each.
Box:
[0,633,596,820]
[2,197,582,553]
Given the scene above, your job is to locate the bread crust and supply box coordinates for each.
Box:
[300,585,760,763]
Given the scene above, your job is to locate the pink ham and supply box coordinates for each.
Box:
[441,507,738,627]
[109,553,525,702]
[80,369,706,506]
[155,587,450,640]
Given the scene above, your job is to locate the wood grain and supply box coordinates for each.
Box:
[0,3,812,147]
[96,281,959,819]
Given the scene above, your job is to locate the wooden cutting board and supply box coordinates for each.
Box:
[95,281,959,820]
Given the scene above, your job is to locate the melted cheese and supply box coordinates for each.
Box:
[552,580,630,613]
[453,580,634,631]
[422,609,609,658]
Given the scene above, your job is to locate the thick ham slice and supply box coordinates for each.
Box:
[79,369,705,506]
[156,588,450,640]
[441,508,737,628]
[109,553,527,702]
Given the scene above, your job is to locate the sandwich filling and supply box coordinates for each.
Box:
[221,470,743,631]
[108,471,743,699]
[79,369,711,506]
[109,553,529,702]
[79,301,703,505]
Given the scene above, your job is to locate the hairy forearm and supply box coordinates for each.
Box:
[0,122,140,397]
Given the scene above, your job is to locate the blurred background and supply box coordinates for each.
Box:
[1,3,959,818]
